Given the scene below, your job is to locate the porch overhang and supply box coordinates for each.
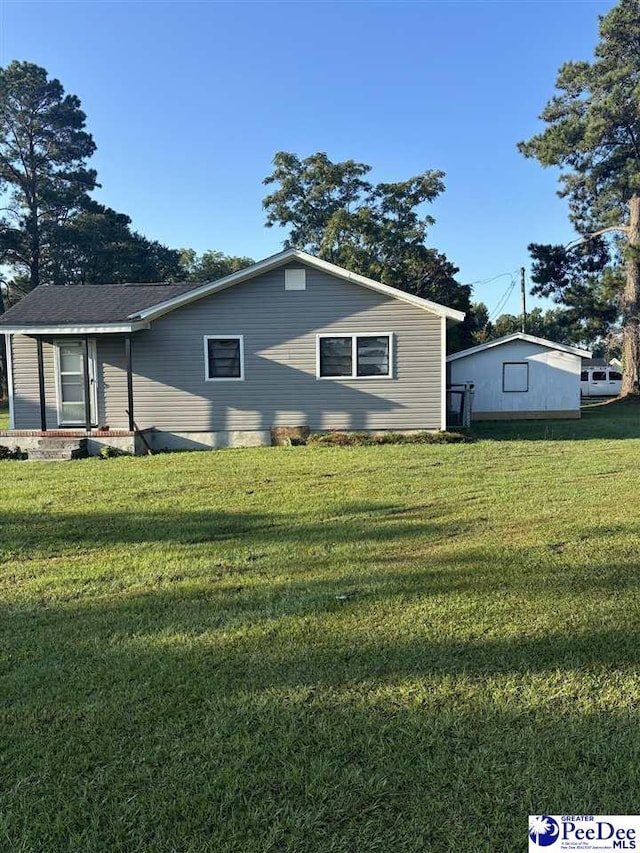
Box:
[0,321,150,335]
[4,329,142,435]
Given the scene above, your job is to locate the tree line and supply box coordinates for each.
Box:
[1,0,639,392]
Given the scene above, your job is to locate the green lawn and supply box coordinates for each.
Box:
[2,403,640,851]
[0,402,8,429]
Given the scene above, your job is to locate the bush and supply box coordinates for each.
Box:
[0,445,27,460]
[306,430,473,447]
[99,445,129,459]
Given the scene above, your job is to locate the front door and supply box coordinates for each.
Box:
[55,340,98,426]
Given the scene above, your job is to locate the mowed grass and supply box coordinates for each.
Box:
[0,403,8,429]
[2,403,640,851]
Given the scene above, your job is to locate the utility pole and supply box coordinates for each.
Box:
[520,267,527,333]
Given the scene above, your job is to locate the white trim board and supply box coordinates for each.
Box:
[440,317,447,431]
[446,332,592,362]
[203,335,245,382]
[0,322,149,335]
[129,249,466,324]
[6,334,14,430]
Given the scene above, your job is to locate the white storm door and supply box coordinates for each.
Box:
[55,340,98,426]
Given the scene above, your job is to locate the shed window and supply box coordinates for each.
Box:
[317,334,392,379]
[205,336,244,380]
[502,362,529,392]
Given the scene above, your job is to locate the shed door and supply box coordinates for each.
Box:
[503,362,529,393]
[55,340,98,426]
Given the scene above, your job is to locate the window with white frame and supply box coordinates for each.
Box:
[317,334,392,379]
[204,336,244,380]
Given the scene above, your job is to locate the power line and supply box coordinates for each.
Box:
[487,274,517,322]
[465,271,519,288]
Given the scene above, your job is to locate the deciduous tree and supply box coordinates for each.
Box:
[180,249,254,282]
[263,151,474,349]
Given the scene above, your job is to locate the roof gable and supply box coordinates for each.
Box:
[446,332,592,362]
[0,249,465,334]
[129,249,466,323]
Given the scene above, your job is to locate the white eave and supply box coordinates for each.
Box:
[0,321,150,335]
[446,332,592,362]
[128,248,466,323]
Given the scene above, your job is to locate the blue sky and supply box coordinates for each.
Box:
[2,0,614,314]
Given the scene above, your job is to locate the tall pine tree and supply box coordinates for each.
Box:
[0,61,97,291]
[519,0,640,395]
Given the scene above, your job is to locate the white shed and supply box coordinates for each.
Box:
[447,333,592,420]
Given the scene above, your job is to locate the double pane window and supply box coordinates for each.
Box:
[318,334,392,378]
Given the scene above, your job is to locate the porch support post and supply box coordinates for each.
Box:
[36,336,47,432]
[83,335,91,432]
[125,333,134,432]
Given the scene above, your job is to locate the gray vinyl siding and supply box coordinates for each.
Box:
[9,265,444,432]
[128,265,442,432]
[97,336,129,427]
[11,335,57,429]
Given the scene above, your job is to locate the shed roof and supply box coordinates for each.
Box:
[446,332,592,362]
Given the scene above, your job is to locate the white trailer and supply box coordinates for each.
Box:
[580,366,622,397]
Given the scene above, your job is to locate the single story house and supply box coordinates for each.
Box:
[447,332,592,420]
[0,249,464,456]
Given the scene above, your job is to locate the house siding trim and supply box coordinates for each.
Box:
[6,334,14,429]
[0,322,150,335]
[440,316,447,430]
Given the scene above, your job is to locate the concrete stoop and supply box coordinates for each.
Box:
[27,437,88,461]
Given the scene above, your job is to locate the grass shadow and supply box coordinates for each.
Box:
[472,397,640,441]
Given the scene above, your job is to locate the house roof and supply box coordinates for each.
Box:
[0,249,465,334]
[126,249,466,324]
[446,332,592,362]
[0,282,202,333]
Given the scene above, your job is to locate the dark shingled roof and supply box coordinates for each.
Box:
[0,282,204,326]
